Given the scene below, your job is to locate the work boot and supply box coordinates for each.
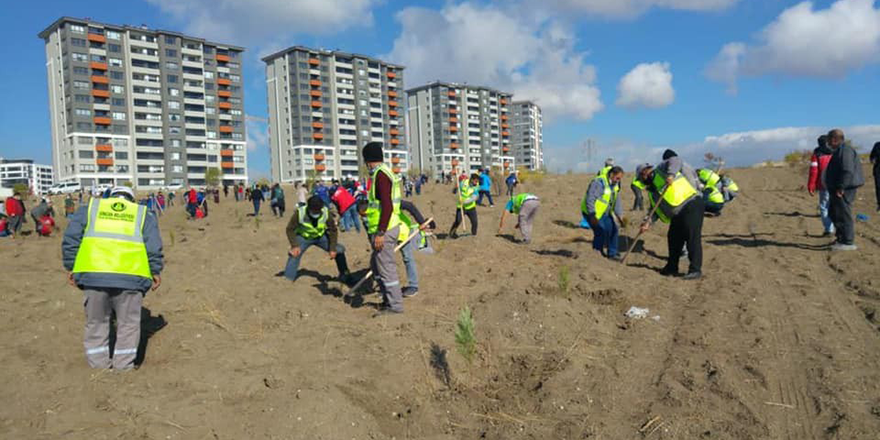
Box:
[372,307,403,318]
[659,265,680,277]
[402,286,419,297]
[683,271,702,280]
[830,243,857,251]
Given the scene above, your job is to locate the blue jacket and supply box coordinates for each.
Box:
[479,173,491,191]
[62,205,164,292]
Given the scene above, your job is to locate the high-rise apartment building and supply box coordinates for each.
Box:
[39,17,248,190]
[0,159,54,195]
[263,46,408,183]
[407,82,515,177]
[511,101,543,170]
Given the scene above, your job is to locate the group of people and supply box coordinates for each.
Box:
[1,193,57,238]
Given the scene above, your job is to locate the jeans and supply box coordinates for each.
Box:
[253,199,261,216]
[818,190,835,233]
[476,190,494,206]
[631,184,644,210]
[341,205,361,232]
[284,235,348,281]
[400,236,419,290]
[592,214,619,257]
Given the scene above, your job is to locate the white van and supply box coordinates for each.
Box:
[47,181,82,195]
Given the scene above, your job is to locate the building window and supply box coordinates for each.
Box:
[110,71,124,80]
[108,44,121,53]
[73,80,89,90]
[165,61,179,70]
[165,36,177,45]
[109,58,123,67]
[111,85,124,94]
[75,108,91,116]
[168,87,180,97]
[69,24,86,34]
[112,98,125,106]
[168,101,180,110]
[73,66,89,75]
[79,150,94,159]
[74,95,90,103]
[71,38,86,47]
[112,112,126,120]
[71,52,88,62]
[165,49,177,58]
[106,30,121,40]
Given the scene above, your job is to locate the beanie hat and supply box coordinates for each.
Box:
[662,149,678,160]
[635,163,651,177]
[362,142,384,163]
[307,195,324,211]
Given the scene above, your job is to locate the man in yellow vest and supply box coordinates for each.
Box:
[448,173,479,238]
[583,166,624,259]
[362,142,405,316]
[637,150,704,280]
[62,186,164,370]
[697,168,726,216]
[283,195,351,282]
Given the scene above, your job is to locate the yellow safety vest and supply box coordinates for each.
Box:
[582,169,619,220]
[296,205,328,239]
[698,169,721,189]
[648,170,698,223]
[458,180,476,210]
[705,187,724,204]
[365,164,402,235]
[72,198,151,278]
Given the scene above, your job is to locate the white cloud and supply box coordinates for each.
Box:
[145,0,375,45]
[245,116,268,153]
[385,3,604,122]
[545,0,738,17]
[707,0,880,92]
[543,125,880,173]
[616,62,675,109]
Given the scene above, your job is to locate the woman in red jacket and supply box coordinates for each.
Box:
[807,135,835,236]
[4,193,25,238]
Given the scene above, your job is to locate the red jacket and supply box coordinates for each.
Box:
[39,215,55,236]
[188,189,198,204]
[808,146,833,192]
[331,186,355,213]
[5,198,23,216]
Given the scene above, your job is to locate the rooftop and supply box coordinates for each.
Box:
[261,45,404,69]
[406,80,512,96]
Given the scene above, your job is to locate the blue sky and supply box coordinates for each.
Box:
[2,0,878,176]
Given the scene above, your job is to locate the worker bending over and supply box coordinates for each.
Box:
[501,193,540,244]
[583,166,624,259]
[283,195,351,283]
[637,150,704,280]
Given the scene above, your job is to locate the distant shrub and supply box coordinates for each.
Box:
[784,150,811,167]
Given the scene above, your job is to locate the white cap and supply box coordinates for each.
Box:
[110,186,135,201]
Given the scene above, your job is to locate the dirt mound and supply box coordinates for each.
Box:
[1,166,879,439]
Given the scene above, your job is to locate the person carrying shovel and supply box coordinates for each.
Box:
[634,150,704,280]
[448,173,479,238]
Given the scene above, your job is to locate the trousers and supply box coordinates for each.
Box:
[450,208,478,235]
[371,225,403,312]
[518,200,540,243]
[829,189,856,245]
[83,288,142,370]
[284,235,348,281]
[592,213,619,257]
[818,190,835,234]
[667,198,704,274]
[400,235,419,290]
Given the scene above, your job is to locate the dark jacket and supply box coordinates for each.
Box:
[870,142,880,171]
[824,143,865,191]
[62,204,164,292]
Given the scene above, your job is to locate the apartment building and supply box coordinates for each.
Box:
[39,17,248,190]
[407,82,515,177]
[0,159,54,195]
[263,46,407,183]
[510,101,543,170]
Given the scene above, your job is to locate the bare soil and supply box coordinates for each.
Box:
[2,166,879,439]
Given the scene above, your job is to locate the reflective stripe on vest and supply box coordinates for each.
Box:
[458,181,476,210]
[296,205,328,239]
[72,198,151,278]
[365,164,402,234]
[698,169,721,189]
[586,170,619,220]
[705,186,724,204]
[724,178,739,192]
[649,170,698,223]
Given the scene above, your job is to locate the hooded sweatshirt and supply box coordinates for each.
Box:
[808,143,834,192]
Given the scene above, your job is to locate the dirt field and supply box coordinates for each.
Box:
[2,165,879,439]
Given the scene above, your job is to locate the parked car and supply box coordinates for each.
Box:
[47,181,82,195]
[163,183,184,191]
[91,183,113,196]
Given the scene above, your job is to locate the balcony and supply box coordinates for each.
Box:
[450,143,460,149]
[315,163,326,171]
[90,61,107,71]
[449,117,458,123]
[312,121,324,129]
[87,33,106,43]
[447,91,456,97]
[502,147,510,152]
[388,90,398,98]
[216,54,230,62]
[389,128,399,136]
[501,123,509,129]
[311,101,322,108]
[501,114,508,121]
[220,149,234,157]
[96,158,114,166]
[221,161,234,169]
[388,100,399,108]
[314,153,325,160]
[450,126,458,132]
[502,131,510,136]
[390,138,400,145]
[91,75,109,84]
[218,102,233,109]
[386,71,397,79]
[219,125,233,133]
[217,90,232,98]
[310,90,321,97]
[95,144,113,152]
[313,133,324,140]
[217,78,232,86]
[500,98,508,105]
[308,58,320,66]
[449,108,458,114]
[392,167,401,173]
[451,159,459,166]
[93,116,111,125]
[388,110,398,117]
[391,157,401,164]
[309,79,321,87]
